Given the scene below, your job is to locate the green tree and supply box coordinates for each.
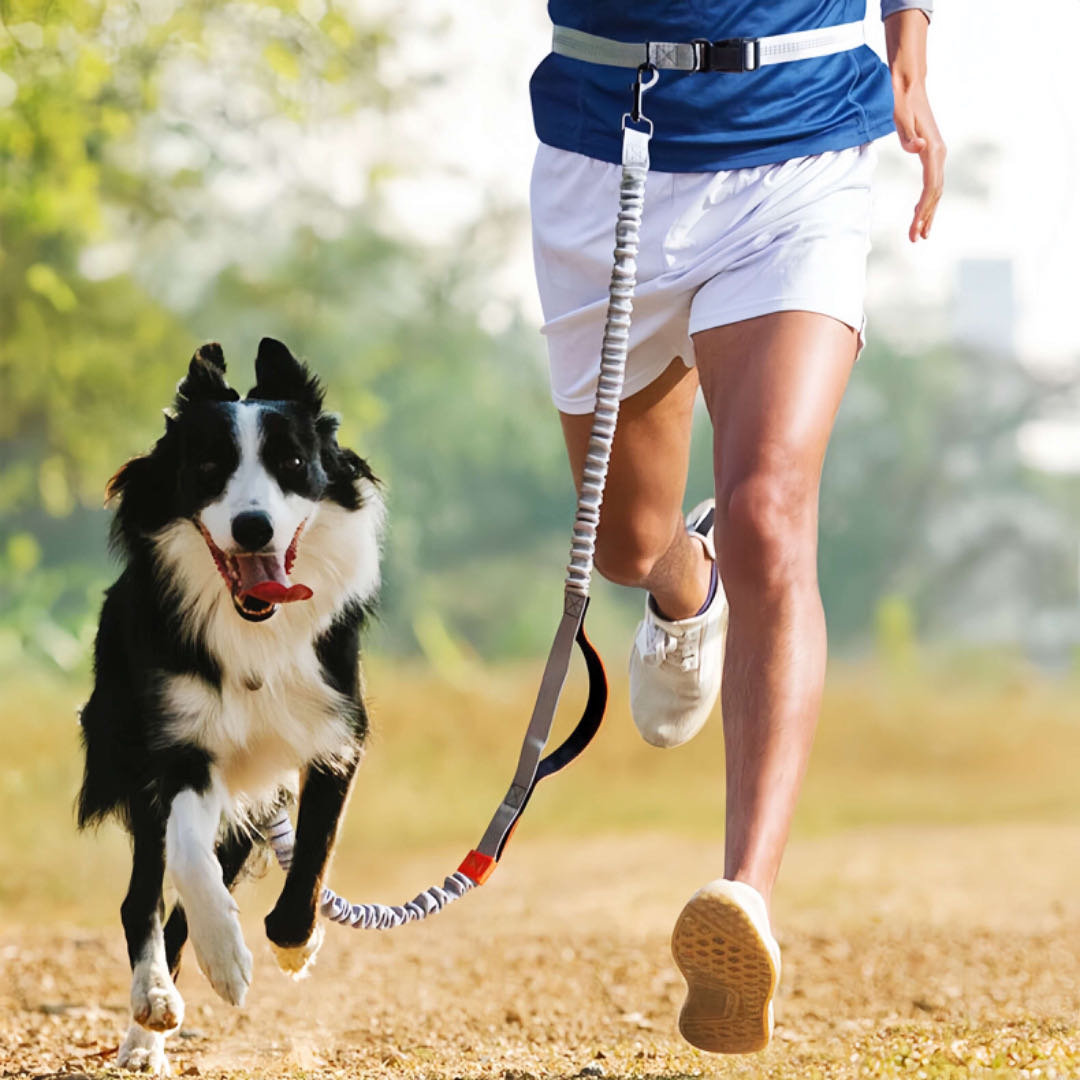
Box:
[0,0,411,665]
[1,0,404,506]
[816,340,1080,648]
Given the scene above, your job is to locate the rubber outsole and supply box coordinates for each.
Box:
[671,886,778,1054]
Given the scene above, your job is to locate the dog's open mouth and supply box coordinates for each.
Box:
[197,520,313,622]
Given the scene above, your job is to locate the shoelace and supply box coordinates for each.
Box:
[642,617,700,672]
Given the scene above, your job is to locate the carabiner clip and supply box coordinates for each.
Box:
[630,63,659,124]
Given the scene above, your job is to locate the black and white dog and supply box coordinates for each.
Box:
[77,339,382,1074]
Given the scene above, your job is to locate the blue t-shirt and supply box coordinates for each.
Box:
[530,1,897,173]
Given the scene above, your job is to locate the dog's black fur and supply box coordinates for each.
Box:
[77,339,382,1072]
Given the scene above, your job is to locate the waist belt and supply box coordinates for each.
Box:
[551,21,866,74]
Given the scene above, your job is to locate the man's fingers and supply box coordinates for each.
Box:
[892,62,945,241]
[910,185,940,241]
[909,136,946,242]
[910,197,937,242]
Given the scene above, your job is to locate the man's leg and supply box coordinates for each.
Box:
[697,311,857,904]
[559,357,710,619]
[671,310,857,1055]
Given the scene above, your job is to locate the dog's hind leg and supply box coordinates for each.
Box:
[264,759,358,977]
[118,802,183,1074]
[164,827,254,981]
[166,782,253,1007]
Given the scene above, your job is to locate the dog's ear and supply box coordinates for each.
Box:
[176,343,240,409]
[105,435,179,548]
[248,337,325,414]
[314,413,379,510]
[105,455,148,507]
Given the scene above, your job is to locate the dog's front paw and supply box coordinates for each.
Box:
[131,963,184,1032]
[270,921,324,979]
[118,1023,170,1075]
[264,900,316,948]
[189,909,253,1007]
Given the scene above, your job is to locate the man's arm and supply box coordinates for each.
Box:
[885,7,946,242]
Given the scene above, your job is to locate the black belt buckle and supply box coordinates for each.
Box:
[694,36,761,73]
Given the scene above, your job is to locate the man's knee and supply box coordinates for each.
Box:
[717,470,816,598]
[594,517,676,589]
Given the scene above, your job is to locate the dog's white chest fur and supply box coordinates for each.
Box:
[152,486,382,797]
[161,660,350,795]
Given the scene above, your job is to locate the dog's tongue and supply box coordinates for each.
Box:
[235,554,313,604]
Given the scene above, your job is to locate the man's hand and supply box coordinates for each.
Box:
[886,10,945,243]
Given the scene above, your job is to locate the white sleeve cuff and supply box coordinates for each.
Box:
[881,0,933,20]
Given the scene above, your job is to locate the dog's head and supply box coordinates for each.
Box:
[109,338,378,623]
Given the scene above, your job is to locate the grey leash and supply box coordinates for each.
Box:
[263,811,474,930]
[261,70,660,931]
[262,12,871,932]
[263,8,876,933]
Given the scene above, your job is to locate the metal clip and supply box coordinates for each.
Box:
[622,63,659,136]
[631,63,659,122]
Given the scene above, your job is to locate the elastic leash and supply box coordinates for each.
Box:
[264,19,865,928]
[261,75,656,930]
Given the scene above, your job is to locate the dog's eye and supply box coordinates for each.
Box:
[198,461,220,477]
[282,455,304,472]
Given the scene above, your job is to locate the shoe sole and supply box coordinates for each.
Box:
[671,887,777,1054]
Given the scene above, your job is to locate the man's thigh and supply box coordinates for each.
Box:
[559,356,698,556]
[693,311,859,497]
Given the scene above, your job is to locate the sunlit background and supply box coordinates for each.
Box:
[5,4,1080,1076]
[2,0,1079,676]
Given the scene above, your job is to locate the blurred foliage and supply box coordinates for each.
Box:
[680,336,1080,658]
[1,0,185,516]
[0,0,403,506]
[0,0,581,667]
[817,340,1080,655]
[1,2,1079,674]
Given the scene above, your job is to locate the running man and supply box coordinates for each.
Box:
[528,0,944,1055]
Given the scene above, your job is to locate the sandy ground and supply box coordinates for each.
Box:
[5,824,1080,1079]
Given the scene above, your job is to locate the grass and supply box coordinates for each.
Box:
[5,657,1080,1080]
[1,654,1079,925]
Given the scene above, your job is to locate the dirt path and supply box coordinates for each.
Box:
[5,824,1080,1079]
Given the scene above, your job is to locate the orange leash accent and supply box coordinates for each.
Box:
[457,850,497,885]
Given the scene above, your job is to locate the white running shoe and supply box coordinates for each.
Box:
[628,499,727,748]
[671,879,781,1054]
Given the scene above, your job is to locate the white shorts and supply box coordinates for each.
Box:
[531,142,876,415]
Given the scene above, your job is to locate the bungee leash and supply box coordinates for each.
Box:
[263,18,866,929]
[261,70,658,931]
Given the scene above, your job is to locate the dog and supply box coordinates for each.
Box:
[77,338,383,1074]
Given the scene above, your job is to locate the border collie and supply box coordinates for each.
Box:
[77,339,382,1074]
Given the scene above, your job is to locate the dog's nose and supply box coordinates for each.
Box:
[231,511,274,551]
